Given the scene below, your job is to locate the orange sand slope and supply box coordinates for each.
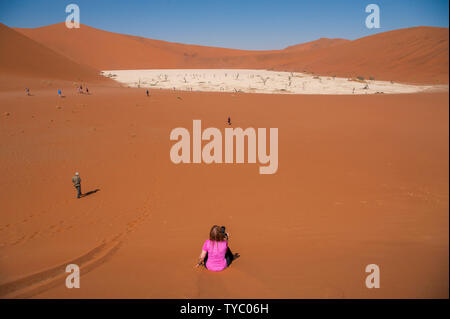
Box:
[14,23,267,70]
[284,38,350,51]
[0,87,448,298]
[0,21,448,299]
[0,23,103,83]
[270,27,449,84]
[15,23,449,84]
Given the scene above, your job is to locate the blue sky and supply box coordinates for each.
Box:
[0,0,448,50]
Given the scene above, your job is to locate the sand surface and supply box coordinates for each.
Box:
[0,83,448,298]
[0,23,102,83]
[0,21,448,299]
[102,69,445,95]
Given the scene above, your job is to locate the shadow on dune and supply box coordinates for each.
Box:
[82,189,100,197]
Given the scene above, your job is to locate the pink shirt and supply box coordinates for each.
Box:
[202,239,228,271]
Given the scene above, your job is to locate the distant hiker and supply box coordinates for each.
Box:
[58,89,62,97]
[86,87,89,94]
[146,89,150,97]
[196,225,239,271]
[25,88,30,96]
[72,172,82,199]
[352,88,355,94]
[227,116,231,125]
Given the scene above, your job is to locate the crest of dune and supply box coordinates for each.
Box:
[11,23,450,84]
[272,27,449,84]
[0,23,102,82]
[284,38,350,51]
[13,22,262,70]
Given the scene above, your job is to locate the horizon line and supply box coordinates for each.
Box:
[4,20,449,52]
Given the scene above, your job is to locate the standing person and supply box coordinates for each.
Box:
[72,172,82,199]
[227,116,231,125]
[146,89,149,97]
[25,88,30,96]
[86,87,89,95]
[196,225,239,271]
[58,89,62,97]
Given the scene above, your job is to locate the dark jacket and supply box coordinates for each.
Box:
[72,175,81,187]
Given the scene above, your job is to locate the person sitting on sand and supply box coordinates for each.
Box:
[72,172,82,199]
[196,225,239,271]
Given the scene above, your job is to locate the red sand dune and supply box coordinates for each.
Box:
[0,21,448,299]
[191,27,449,84]
[0,23,103,83]
[15,23,449,84]
[270,27,449,84]
[284,38,350,51]
[14,23,267,70]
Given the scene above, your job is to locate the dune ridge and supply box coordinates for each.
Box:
[0,23,104,83]
[284,38,350,51]
[14,23,449,84]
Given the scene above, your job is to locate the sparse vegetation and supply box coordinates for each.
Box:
[258,75,270,85]
[108,69,426,95]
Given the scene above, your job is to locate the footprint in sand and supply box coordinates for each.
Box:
[29,232,40,240]
[11,236,26,246]
[0,237,123,298]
